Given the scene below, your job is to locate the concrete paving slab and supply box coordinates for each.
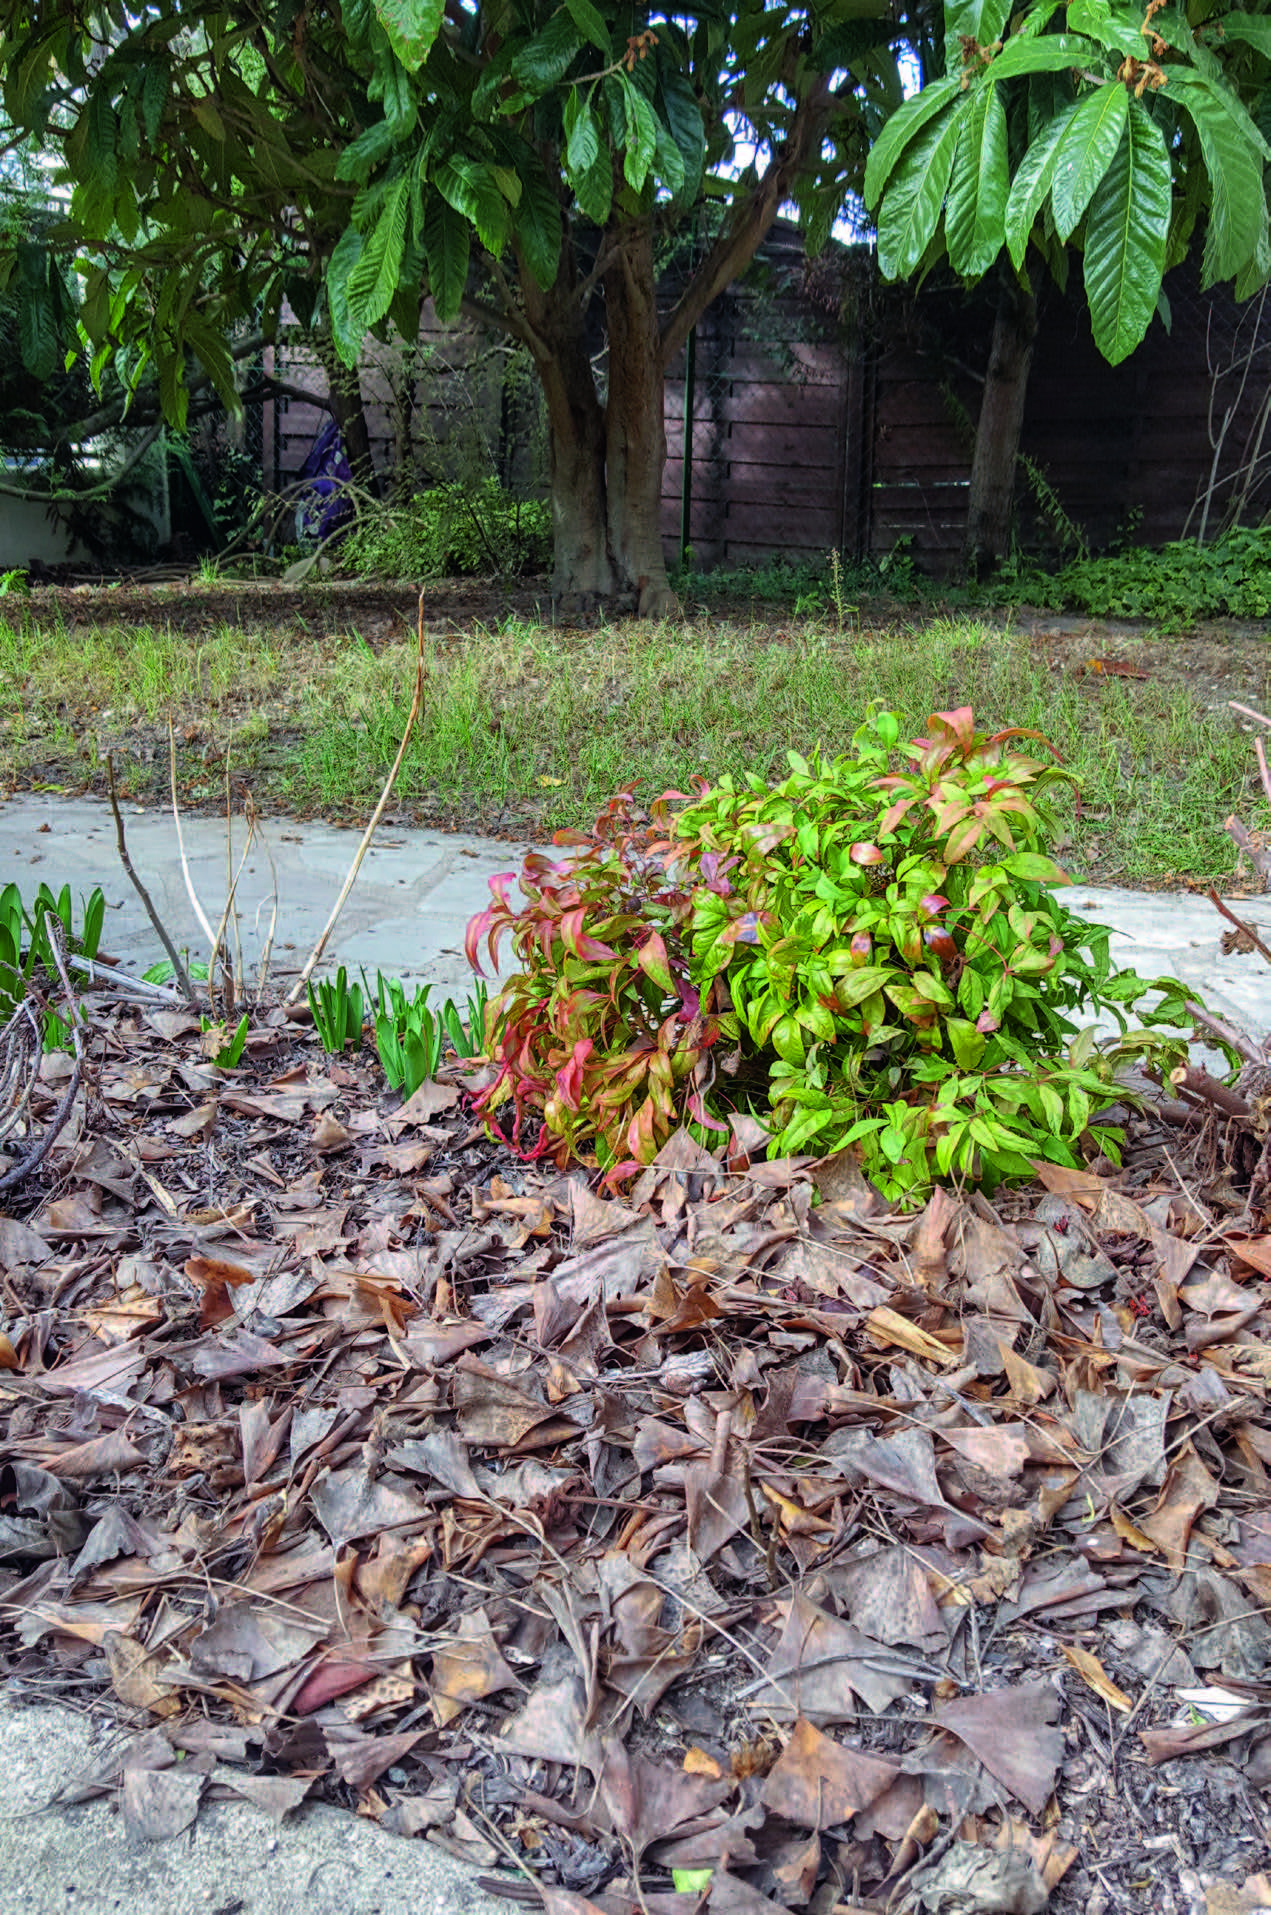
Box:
[0,794,536,999]
[0,1700,507,1915]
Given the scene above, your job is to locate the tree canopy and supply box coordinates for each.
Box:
[866,0,1271,364]
[0,1,910,602]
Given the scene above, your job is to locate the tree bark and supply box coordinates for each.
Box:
[314,323,379,497]
[963,280,1038,574]
[605,228,676,616]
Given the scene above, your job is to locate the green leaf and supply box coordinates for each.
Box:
[876,98,967,278]
[622,76,659,192]
[1217,11,1271,58]
[564,0,609,53]
[572,139,612,225]
[1084,96,1172,364]
[864,74,961,209]
[988,32,1100,80]
[1067,0,1146,56]
[424,191,470,321]
[347,172,411,329]
[1178,86,1265,285]
[1168,69,1271,163]
[946,80,1008,276]
[337,117,399,182]
[514,158,562,287]
[435,156,511,254]
[513,12,583,92]
[373,0,444,70]
[1004,101,1077,267]
[1051,83,1129,241]
[657,66,704,204]
[327,224,365,365]
[945,0,1013,63]
[563,89,600,173]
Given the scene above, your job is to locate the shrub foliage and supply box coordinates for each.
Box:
[466,709,1195,1196]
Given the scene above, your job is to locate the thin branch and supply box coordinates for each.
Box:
[1206,885,1271,969]
[1224,813,1271,891]
[1185,998,1263,1068]
[1169,1063,1254,1120]
[106,755,198,1004]
[660,79,833,368]
[285,587,428,1004]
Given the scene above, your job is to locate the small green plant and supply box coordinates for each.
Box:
[0,881,105,1048]
[308,966,365,1053]
[0,569,29,596]
[468,710,1198,1195]
[442,978,490,1060]
[366,972,492,1094]
[203,1012,249,1068]
[370,975,445,1096]
[143,957,211,985]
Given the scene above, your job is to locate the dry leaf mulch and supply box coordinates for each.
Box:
[3,1003,1271,1915]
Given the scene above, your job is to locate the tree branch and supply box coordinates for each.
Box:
[660,79,834,369]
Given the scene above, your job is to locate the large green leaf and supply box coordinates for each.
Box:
[514,156,561,288]
[327,225,365,366]
[513,12,582,92]
[372,0,443,71]
[1051,83,1128,240]
[563,0,609,54]
[946,80,1008,276]
[988,32,1099,80]
[621,75,659,193]
[1084,96,1171,363]
[1172,78,1265,282]
[864,74,961,208]
[1067,0,1145,56]
[563,89,600,172]
[1168,69,1271,163]
[435,156,511,254]
[1219,11,1271,58]
[876,97,967,277]
[346,171,411,329]
[657,65,704,204]
[1004,99,1077,266]
[424,191,470,322]
[947,0,1014,39]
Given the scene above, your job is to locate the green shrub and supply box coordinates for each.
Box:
[982,523,1271,621]
[466,709,1197,1198]
[341,478,550,579]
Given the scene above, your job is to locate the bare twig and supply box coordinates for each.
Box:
[285,589,428,1005]
[1186,998,1264,1068]
[0,920,84,1194]
[106,755,198,1004]
[1223,814,1271,892]
[167,719,227,1005]
[1205,886,1271,968]
[1169,1062,1254,1120]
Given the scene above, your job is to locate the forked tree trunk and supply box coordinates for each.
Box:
[963,280,1038,574]
[523,227,674,614]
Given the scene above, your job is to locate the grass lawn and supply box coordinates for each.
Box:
[2,599,1269,887]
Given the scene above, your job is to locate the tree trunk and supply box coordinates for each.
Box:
[314,323,379,498]
[521,226,674,615]
[604,229,677,617]
[963,281,1038,574]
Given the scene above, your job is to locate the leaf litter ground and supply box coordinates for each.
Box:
[3,1002,1271,1914]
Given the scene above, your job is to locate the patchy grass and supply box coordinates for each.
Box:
[1,606,1267,886]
